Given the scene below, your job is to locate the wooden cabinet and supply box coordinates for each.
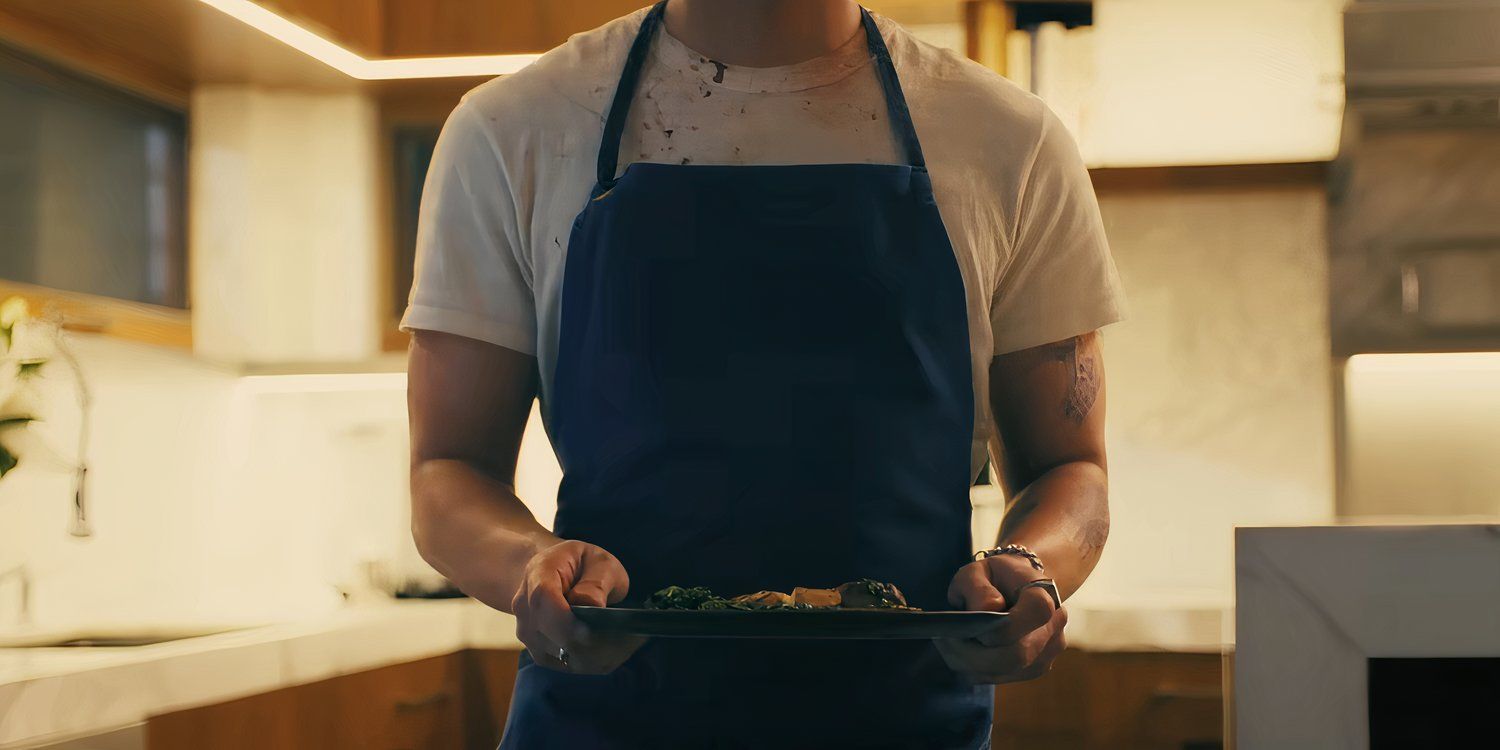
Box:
[994,650,1227,750]
[147,650,519,750]
[148,647,1221,749]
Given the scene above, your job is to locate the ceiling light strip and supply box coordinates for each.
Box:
[195,0,538,80]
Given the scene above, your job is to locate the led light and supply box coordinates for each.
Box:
[196,0,540,79]
[238,373,407,393]
[1346,352,1500,374]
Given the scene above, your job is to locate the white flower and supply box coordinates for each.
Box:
[0,358,19,415]
[0,296,27,331]
[0,296,29,361]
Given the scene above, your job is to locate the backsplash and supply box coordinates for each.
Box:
[0,335,574,630]
[0,336,236,627]
[1081,179,1337,606]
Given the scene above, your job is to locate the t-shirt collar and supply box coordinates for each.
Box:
[650,22,874,94]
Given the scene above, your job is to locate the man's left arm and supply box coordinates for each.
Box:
[937,331,1108,683]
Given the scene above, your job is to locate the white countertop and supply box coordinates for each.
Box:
[0,596,1228,747]
[0,599,520,748]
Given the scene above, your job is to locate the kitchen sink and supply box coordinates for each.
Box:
[0,624,251,649]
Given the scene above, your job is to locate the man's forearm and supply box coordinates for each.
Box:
[410,458,560,612]
[994,459,1109,600]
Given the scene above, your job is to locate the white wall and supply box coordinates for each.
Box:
[189,87,382,366]
[1075,182,1337,607]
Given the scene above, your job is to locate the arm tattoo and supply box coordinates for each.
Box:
[1076,516,1110,561]
[1042,336,1100,426]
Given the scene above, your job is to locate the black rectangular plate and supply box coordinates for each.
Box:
[572,606,1005,640]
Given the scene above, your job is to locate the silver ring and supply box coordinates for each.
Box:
[557,647,570,668]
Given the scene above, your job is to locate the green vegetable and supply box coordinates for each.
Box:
[643,585,723,610]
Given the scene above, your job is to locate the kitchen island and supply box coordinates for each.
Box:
[1,596,1228,749]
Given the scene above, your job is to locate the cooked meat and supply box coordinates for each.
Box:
[790,586,841,608]
[835,579,910,609]
[641,580,919,611]
[731,590,794,609]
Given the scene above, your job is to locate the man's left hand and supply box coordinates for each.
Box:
[935,556,1068,684]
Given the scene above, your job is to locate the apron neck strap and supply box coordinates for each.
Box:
[857,5,927,170]
[595,2,928,188]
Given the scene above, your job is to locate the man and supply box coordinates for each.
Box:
[405,1,1121,747]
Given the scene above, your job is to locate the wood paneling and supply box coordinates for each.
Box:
[963,0,1012,74]
[1089,162,1330,194]
[381,0,545,57]
[0,0,358,97]
[261,0,384,55]
[0,1,192,106]
[867,1,966,26]
[145,647,1219,749]
[381,0,644,57]
[462,649,521,747]
[994,649,1226,750]
[0,280,192,350]
[147,650,522,750]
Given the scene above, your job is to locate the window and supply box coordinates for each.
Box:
[0,44,187,309]
[390,125,440,322]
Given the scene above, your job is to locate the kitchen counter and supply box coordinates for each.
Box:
[0,596,1228,748]
[0,599,520,748]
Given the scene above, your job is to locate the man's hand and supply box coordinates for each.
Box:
[512,540,646,675]
[935,556,1068,684]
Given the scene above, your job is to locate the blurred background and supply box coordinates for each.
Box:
[0,1,1497,748]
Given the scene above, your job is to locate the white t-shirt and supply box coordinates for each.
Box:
[401,9,1125,476]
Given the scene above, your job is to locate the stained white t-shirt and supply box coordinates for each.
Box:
[401,9,1125,477]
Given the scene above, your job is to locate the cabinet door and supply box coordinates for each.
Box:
[993,650,1225,750]
[1086,652,1223,750]
[148,655,465,750]
[462,650,521,748]
[331,655,465,750]
[147,679,335,750]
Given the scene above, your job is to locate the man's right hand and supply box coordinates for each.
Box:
[511,540,646,675]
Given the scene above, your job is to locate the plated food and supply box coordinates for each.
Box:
[579,579,1002,639]
[573,579,1002,639]
[643,579,917,611]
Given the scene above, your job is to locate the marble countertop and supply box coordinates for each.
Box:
[0,596,1228,747]
[0,599,520,748]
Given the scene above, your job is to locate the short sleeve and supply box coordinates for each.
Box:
[399,102,538,355]
[990,109,1124,355]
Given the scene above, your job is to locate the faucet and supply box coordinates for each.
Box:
[52,327,91,538]
[0,564,30,626]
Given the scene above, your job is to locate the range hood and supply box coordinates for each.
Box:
[1329,0,1500,356]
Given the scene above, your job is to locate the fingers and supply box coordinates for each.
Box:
[569,631,648,675]
[982,586,1056,646]
[565,546,631,607]
[946,562,1008,611]
[524,632,567,671]
[936,636,1023,680]
[527,566,581,649]
[512,579,566,671]
[513,541,645,675]
[938,603,1070,684]
[993,611,1069,684]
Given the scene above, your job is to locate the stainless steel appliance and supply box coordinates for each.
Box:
[1331,0,1500,356]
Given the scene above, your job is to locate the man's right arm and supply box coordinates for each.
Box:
[408,329,553,610]
[408,330,643,673]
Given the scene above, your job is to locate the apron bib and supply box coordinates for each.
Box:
[503,4,988,747]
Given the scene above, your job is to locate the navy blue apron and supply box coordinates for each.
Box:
[502,4,988,748]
